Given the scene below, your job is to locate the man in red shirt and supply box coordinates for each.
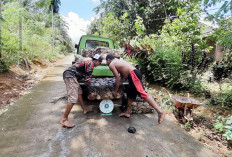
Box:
[60,54,103,128]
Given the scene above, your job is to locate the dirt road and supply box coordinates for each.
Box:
[0,55,218,157]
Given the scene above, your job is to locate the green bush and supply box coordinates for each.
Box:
[223,116,232,141]
[0,58,9,72]
[136,45,207,96]
[214,121,224,132]
[134,35,183,88]
[131,4,210,96]
[180,78,208,97]
[211,89,232,109]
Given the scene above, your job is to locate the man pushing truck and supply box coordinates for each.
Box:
[106,54,165,124]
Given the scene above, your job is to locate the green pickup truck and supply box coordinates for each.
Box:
[74,35,114,77]
[73,35,151,113]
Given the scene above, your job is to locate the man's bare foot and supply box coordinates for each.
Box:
[60,119,75,128]
[119,112,130,118]
[158,112,166,124]
[83,108,93,114]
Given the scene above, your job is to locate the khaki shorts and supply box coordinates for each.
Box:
[64,77,82,104]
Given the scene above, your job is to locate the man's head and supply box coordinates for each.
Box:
[92,54,103,67]
[106,54,115,65]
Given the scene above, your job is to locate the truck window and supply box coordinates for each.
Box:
[85,40,109,48]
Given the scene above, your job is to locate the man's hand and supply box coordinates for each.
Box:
[88,93,96,100]
[112,91,118,98]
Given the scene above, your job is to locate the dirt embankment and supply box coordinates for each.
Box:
[0,57,63,112]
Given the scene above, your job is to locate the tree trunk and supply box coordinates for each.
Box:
[0,0,2,58]
[19,0,23,51]
[161,0,168,19]
[51,5,54,51]
[19,0,30,71]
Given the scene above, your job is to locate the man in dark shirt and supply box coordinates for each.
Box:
[60,54,103,128]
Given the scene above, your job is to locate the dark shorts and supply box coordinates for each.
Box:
[127,69,149,99]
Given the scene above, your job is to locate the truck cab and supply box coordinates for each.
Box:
[75,35,114,52]
[74,35,114,77]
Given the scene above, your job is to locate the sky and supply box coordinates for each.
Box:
[60,0,101,44]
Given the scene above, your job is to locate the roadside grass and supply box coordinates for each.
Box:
[147,73,232,156]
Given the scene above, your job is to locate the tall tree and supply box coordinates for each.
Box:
[93,0,179,35]
[36,0,61,49]
[50,0,61,50]
[56,16,73,52]
[0,0,2,58]
[19,0,22,51]
[18,0,36,52]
